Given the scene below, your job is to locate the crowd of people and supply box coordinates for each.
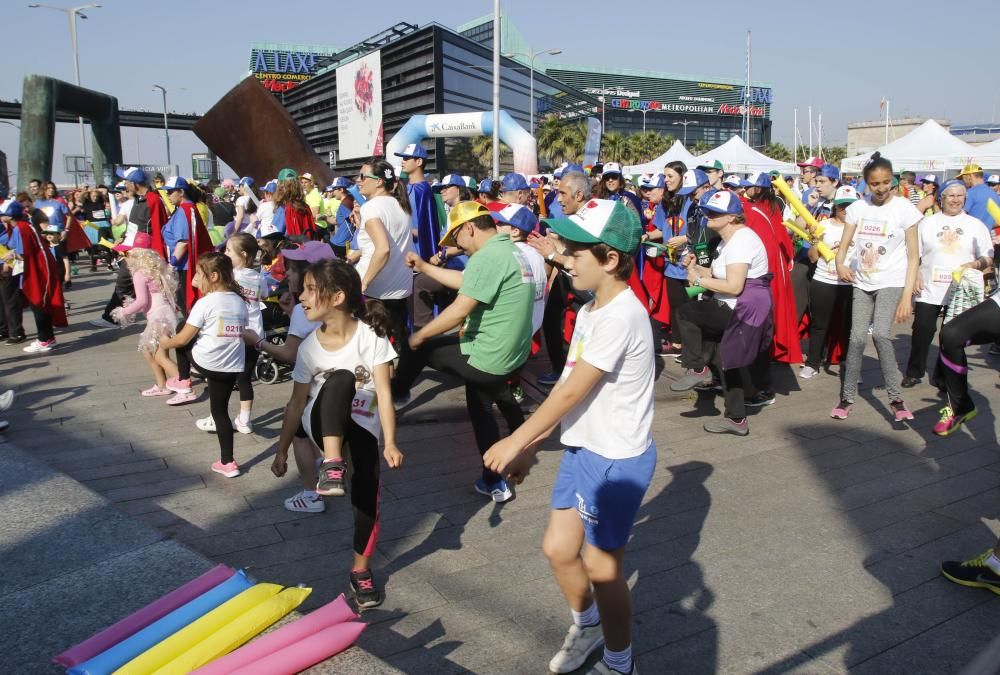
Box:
[2,144,999,675]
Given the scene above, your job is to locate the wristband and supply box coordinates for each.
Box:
[255,337,265,351]
[546,252,556,262]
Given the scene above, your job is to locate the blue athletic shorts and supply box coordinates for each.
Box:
[551,442,656,551]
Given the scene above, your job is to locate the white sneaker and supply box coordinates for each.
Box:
[233,416,253,435]
[799,365,819,380]
[549,623,605,674]
[0,389,14,412]
[284,490,326,513]
[89,317,116,329]
[196,416,216,432]
[23,339,55,353]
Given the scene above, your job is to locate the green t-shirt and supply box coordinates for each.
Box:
[304,188,325,227]
[458,233,536,375]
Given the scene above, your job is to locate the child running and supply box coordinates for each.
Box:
[109,235,180,396]
[485,199,653,675]
[272,259,403,608]
[225,233,264,434]
[156,252,248,477]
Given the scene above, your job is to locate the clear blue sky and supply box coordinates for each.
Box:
[3,0,995,185]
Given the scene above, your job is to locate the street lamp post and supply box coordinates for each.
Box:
[673,119,699,146]
[152,85,171,167]
[504,47,562,136]
[630,108,653,132]
[28,3,101,168]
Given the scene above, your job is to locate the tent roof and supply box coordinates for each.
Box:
[622,140,697,175]
[960,136,1000,171]
[692,135,797,175]
[840,119,977,173]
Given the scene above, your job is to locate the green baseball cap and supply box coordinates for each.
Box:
[543,198,642,254]
[697,159,724,172]
[277,167,298,181]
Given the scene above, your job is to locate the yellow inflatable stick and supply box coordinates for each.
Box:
[98,238,117,249]
[114,584,282,675]
[986,198,1000,231]
[153,587,311,675]
[783,221,835,262]
[772,176,825,234]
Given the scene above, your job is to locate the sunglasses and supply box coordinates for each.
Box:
[358,173,380,181]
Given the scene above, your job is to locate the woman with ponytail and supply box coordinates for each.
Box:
[355,158,416,356]
[272,258,403,609]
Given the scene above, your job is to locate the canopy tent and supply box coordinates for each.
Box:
[955,136,1000,170]
[622,140,697,175]
[691,135,797,175]
[840,119,977,173]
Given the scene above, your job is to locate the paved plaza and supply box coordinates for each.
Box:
[1,270,999,674]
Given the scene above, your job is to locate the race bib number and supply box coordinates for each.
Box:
[351,388,377,419]
[931,266,954,284]
[215,315,244,338]
[857,218,888,240]
[239,281,260,304]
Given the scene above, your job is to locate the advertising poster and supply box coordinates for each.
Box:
[337,51,383,160]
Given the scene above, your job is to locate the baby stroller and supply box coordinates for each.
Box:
[254,297,292,385]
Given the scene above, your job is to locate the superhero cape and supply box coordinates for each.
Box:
[63,214,94,254]
[741,197,803,364]
[433,193,448,243]
[284,205,316,238]
[13,219,67,327]
[180,201,214,312]
[146,190,169,259]
[408,181,441,260]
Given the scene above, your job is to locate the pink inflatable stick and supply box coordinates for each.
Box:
[229,621,366,675]
[53,564,235,668]
[190,593,357,675]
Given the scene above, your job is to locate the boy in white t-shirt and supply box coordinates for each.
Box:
[485,199,654,675]
[491,204,548,334]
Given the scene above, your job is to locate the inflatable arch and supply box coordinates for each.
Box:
[385,111,538,176]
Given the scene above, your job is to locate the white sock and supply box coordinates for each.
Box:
[237,409,250,424]
[571,602,600,628]
[986,553,1000,575]
[603,645,632,673]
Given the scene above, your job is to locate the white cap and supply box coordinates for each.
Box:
[987,174,1000,185]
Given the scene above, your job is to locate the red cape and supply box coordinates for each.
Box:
[146,191,169,258]
[284,205,316,238]
[13,219,67,327]
[741,197,802,364]
[63,214,93,254]
[180,201,214,312]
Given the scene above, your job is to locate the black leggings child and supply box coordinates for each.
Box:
[177,347,238,464]
[938,299,1000,417]
[297,370,381,557]
[237,344,260,403]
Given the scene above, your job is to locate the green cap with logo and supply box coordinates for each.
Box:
[696,159,724,172]
[277,167,298,181]
[542,198,642,254]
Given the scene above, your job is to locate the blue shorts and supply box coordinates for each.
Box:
[551,442,657,551]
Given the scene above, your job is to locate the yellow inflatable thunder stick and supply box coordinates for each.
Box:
[771,176,836,262]
[98,238,117,249]
[986,198,1000,232]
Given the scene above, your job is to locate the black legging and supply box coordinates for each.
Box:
[393,334,524,484]
[0,275,24,338]
[938,299,1000,416]
[31,306,55,342]
[101,260,134,323]
[177,347,238,464]
[542,273,571,373]
[379,297,410,362]
[237,344,260,403]
[806,280,853,370]
[664,276,689,345]
[304,370,380,557]
[906,302,944,380]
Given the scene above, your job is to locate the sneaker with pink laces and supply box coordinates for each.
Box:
[350,568,382,609]
[316,459,346,497]
[141,385,171,397]
[211,460,240,478]
[166,392,198,406]
[165,376,192,394]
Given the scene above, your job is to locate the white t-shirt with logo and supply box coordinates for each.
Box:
[558,288,654,460]
[515,241,547,334]
[185,291,249,373]
[234,267,265,335]
[292,320,397,440]
[357,196,415,300]
[845,196,922,291]
[916,212,994,306]
[813,220,854,286]
[256,201,276,237]
[711,227,769,308]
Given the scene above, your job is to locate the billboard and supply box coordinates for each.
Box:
[249,44,339,94]
[336,51,384,161]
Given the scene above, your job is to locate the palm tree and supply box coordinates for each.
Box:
[602,131,628,164]
[824,146,848,167]
[763,143,792,162]
[624,131,674,165]
[471,136,512,175]
[690,140,713,155]
[536,117,586,167]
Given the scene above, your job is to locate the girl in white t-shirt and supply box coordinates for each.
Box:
[157,252,248,478]
[226,233,266,434]
[273,259,403,609]
[832,153,922,423]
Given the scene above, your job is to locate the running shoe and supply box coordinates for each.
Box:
[549,623,605,673]
[23,339,55,353]
[830,400,853,420]
[4,335,26,346]
[660,343,683,357]
[890,399,914,422]
[799,365,819,380]
[316,459,346,497]
[165,376,192,394]
[703,417,749,436]
[537,371,561,387]
[744,391,776,408]
[233,416,253,435]
[474,477,514,503]
[669,367,711,392]
[166,392,197,406]
[901,376,921,388]
[88,317,116,329]
[0,389,14,412]
[141,385,171,397]
[933,406,978,437]
[210,460,240,478]
[941,550,1000,594]
[350,568,383,609]
[196,416,216,432]
[586,660,638,674]
[693,378,722,394]
[283,490,326,513]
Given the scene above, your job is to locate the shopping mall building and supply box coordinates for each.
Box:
[252,15,773,175]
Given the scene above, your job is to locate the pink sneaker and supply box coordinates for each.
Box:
[211,460,240,478]
[830,399,853,420]
[890,399,914,422]
[166,392,198,406]
[141,385,171,397]
[165,376,192,394]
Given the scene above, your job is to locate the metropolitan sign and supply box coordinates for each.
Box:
[337,51,384,160]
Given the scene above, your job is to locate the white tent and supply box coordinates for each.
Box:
[622,140,697,175]
[691,135,796,175]
[840,119,976,173]
[956,136,1000,170]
